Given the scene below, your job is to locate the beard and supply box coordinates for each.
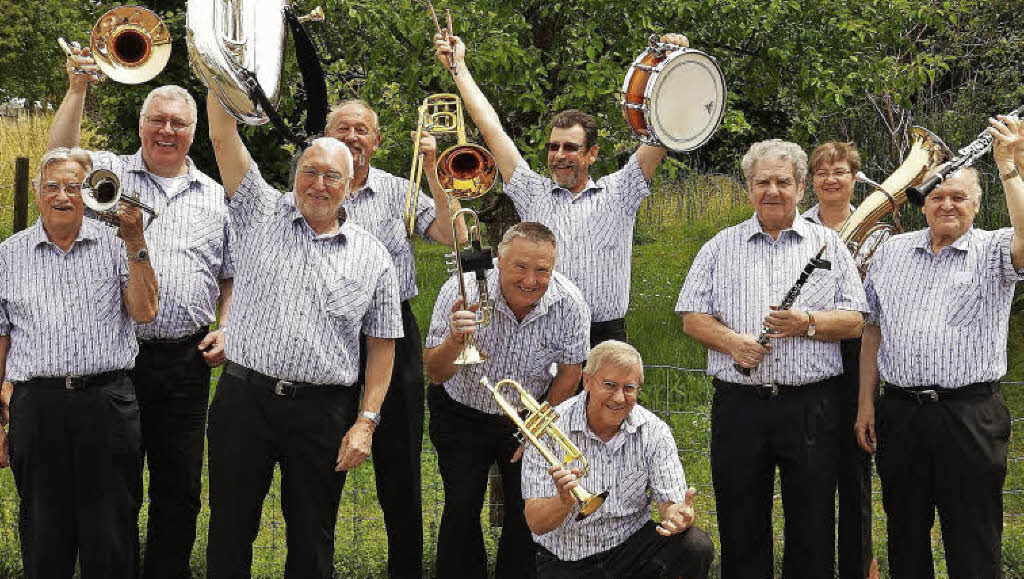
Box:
[551,164,586,191]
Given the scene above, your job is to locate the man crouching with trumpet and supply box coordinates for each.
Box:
[521,340,714,578]
[424,222,590,578]
[0,147,158,578]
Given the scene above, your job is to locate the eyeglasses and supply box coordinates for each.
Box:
[297,167,347,187]
[813,169,852,180]
[41,182,82,196]
[144,115,193,132]
[599,379,641,396]
[546,142,585,154]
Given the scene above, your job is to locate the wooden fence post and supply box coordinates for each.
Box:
[13,157,29,233]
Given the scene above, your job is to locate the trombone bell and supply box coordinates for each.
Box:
[90,6,171,84]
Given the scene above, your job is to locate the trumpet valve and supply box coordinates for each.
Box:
[444,252,457,275]
[298,6,325,24]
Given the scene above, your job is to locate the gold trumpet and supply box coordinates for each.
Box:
[59,6,171,85]
[83,170,159,228]
[481,377,608,519]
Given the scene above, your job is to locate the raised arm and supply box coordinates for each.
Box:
[206,93,252,197]
[47,46,99,150]
[418,130,468,246]
[633,34,689,180]
[989,115,1024,269]
[434,34,523,182]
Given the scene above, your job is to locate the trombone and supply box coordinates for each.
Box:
[82,170,159,228]
[59,6,171,85]
[481,377,608,519]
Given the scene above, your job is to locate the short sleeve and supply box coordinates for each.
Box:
[414,189,438,241]
[361,262,403,339]
[425,276,460,349]
[559,290,590,365]
[863,255,882,326]
[219,219,235,280]
[674,235,719,315]
[646,419,687,504]
[829,231,869,312]
[502,160,547,215]
[606,152,653,215]
[991,228,1024,282]
[0,252,10,336]
[229,162,282,237]
[521,437,558,500]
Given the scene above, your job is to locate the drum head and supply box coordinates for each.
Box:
[647,50,726,152]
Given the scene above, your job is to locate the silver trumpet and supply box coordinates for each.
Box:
[83,170,159,227]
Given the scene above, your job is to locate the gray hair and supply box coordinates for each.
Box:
[583,340,644,383]
[933,166,983,205]
[140,85,198,125]
[34,147,93,189]
[291,138,355,191]
[741,139,808,185]
[326,99,381,136]
[496,222,557,258]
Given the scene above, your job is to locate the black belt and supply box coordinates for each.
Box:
[139,327,210,350]
[223,362,345,399]
[882,381,999,404]
[713,376,835,399]
[23,370,127,391]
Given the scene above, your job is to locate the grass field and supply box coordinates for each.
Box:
[1,115,1023,576]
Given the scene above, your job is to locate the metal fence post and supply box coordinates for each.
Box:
[13,157,29,233]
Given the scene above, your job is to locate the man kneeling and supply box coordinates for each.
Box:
[521,340,714,578]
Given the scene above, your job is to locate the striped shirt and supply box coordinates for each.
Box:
[225,162,403,385]
[343,165,438,302]
[0,219,137,381]
[503,154,651,322]
[425,268,590,414]
[521,392,687,561]
[865,227,1023,388]
[91,150,233,340]
[675,214,868,385]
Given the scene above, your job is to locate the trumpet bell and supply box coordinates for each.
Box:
[91,6,171,84]
[574,489,609,520]
[83,169,122,212]
[453,342,488,366]
[437,144,496,200]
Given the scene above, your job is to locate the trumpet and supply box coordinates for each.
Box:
[480,377,608,519]
[59,6,171,85]
[83,170,159,228]
[445,208,494,365]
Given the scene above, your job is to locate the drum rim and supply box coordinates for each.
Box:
[644,50,726,152]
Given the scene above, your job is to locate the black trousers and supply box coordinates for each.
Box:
[875,385,1009,578]
[132,330,211,579]
[358,300,424,578]
[837,339,873,579]
[427,386,535,579]
[710,378,840,579]
[536,521,714,579]
[589,318,627,348]
[206,365,359,578]
[9,373,143,579]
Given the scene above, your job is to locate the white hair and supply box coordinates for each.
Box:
[34,147,92,189]
[741,139,808,185]
[583,340,644,382]
[140,85,198,125]
[305,137,354,177]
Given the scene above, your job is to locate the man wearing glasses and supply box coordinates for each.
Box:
[47,47,233,579]
[434,33,687,347]
[0,147,158,577]
[205,93,401,576]
[521,340,714,578]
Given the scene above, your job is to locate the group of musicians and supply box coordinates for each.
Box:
[0,25,1020,579]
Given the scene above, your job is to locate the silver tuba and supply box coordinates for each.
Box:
[186,0,289,125]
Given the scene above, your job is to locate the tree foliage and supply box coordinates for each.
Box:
[2,0,1018,189]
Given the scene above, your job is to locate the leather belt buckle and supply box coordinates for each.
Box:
[64,376,82,391]
[759,382,779,399]
[273,379,296,398]
[914,389,939,404]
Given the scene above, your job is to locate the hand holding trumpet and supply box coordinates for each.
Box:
[59,40,103,90]
[448,297,480,345]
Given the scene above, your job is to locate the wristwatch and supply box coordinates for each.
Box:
[359,410,381,427]
[805,311,816,338]
[128,248,150,262]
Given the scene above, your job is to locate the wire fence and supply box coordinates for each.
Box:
[0,367,1019,576]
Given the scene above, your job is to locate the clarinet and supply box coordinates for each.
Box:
[734,245,831,377]
[906,105,1024,205]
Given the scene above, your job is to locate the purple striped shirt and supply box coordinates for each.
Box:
[224,162,402,385]
[0,219,137,381]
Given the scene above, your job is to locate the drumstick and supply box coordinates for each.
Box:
[428,2,457,75]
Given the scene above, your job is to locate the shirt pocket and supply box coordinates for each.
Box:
[945,275,983,326]
[527,346,563,380]
[323,276,372,325]
[606,470,649,516]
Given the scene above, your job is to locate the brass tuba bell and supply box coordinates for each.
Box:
[60,6,172,85]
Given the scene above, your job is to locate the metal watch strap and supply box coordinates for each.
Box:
[806,311,816,337]
[359,410,381,426]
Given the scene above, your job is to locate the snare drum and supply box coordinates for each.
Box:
[620,43,726,152]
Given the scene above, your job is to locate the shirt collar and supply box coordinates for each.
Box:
[802,202,856,226]
[285,192,348,242]
[351,165,384,200]
[916,226,973,253]
[552,177,601,198]
[127,149,200,185]
[742,213,810,242]
[31,217,101,249]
